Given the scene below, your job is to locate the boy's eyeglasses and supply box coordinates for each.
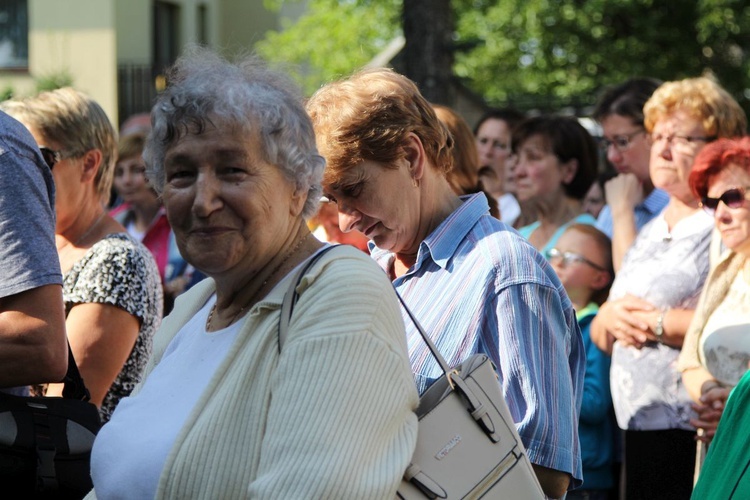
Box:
[39,147,62,170]
[546,247,607,271]
[700,187,750,214]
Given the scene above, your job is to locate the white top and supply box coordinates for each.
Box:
[85,245,418,499]
[125,220,146,242]
[91,295,241,499]
[498,193,521,226]
[700,271,750,385]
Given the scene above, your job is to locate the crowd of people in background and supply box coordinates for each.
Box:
[2,44,750,499]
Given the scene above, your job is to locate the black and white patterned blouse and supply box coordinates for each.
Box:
[64,233,163,421]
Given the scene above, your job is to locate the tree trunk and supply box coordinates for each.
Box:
[402,0,455,106]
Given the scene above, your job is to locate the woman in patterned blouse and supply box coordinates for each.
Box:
[1,88,162,421]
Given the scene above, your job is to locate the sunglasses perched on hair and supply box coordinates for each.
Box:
[39,147,62,170]
[546,247,607,271]
[700,187,750,214]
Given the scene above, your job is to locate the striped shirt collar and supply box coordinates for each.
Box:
[370,193,489,273]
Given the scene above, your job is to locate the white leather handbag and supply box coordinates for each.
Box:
[280,245,544,499]
[394,294,545,499]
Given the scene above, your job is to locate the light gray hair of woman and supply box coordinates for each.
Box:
[143,47,325,219]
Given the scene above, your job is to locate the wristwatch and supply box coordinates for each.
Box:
[655,309,667,343]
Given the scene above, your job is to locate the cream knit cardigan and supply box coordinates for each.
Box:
[87,246,419,499]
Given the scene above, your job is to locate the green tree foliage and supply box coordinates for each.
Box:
[257,0,401,94]
[258,0,750,112]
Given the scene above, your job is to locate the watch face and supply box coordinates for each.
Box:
[702,323,750,386]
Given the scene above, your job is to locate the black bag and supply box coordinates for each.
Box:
[0,345,101,499]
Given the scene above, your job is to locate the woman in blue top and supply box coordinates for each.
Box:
[514,115,599,253]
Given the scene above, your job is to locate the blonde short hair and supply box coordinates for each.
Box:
[643,76,747,138]
[1,87,117,203]
[306,68,453,187]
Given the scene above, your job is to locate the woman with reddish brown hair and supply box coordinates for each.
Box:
[679,137,750,443]
[307,68,585,499]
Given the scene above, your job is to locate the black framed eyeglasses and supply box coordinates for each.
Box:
[39,147,62,170]
[700,187,750,214]
[598,129,645,153]
[546,247,607,271]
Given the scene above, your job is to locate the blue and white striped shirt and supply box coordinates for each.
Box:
[596,187,670,239]
[371,193,585,486]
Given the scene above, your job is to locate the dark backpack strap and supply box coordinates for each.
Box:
[61,341,91,402]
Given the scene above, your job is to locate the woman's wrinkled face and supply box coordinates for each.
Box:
[323,159,421,254]
[707,164,750,257]
[113,155,158,207]
[514,134,572,203]
[161,123,300,277]
[649,109,710,201]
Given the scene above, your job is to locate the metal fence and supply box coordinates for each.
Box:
[117,64,159,127]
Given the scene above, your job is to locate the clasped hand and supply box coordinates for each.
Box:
[600,294,661,349]
[690,385,731,444]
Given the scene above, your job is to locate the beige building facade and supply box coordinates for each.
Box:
[0,0,297,128]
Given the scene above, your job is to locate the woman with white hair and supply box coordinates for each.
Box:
[86,48,418,499]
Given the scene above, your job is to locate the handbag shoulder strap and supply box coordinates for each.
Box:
[278,244,452,377]
[278,244,341,352]
[394,292,452,375]
[61,341,92,401]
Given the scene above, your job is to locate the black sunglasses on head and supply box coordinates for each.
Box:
[701,187,750,214]
[39,147,61,170]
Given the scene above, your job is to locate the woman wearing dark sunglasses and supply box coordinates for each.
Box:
[0,89,162,423]
[679,137,750,446]
[590,76,747,500]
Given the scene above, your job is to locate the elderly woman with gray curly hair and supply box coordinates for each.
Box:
[85,47,418,499]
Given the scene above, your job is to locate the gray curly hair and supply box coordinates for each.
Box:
[143,46,325,219]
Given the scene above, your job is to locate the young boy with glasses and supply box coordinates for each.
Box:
[547,223,615,500]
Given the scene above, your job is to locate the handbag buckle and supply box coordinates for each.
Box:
[446,369,460,390]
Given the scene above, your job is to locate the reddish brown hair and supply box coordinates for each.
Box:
[433,104,499,218]
[689,137,750,199]
[306,68,453,187]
